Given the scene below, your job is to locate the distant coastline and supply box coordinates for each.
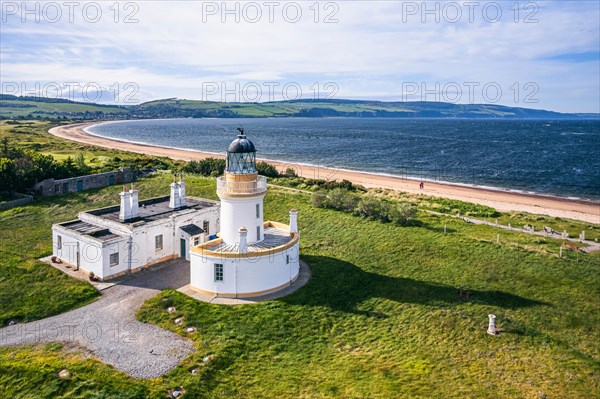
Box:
[49,121,600,224]
[3,94,599,120]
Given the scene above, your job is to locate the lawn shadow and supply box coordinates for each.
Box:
[282,255,546,315]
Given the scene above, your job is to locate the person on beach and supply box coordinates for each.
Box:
[419,181,424,189]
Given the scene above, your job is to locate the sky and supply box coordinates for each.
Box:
[1,0,599,113]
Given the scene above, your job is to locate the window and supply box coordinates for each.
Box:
[214,263,224,282]
[57,235,62,250]
[194,237,200,246]
[256,226,261,241]
[54,184,60,193]
[286,254,290,264]
[256,203,260,218]
[155,235,163,251]
[109,252,119,267]
[203,220,210,236]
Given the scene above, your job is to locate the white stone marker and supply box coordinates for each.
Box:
[487,314,496,335]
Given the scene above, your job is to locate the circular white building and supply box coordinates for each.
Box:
[190,130,300,298]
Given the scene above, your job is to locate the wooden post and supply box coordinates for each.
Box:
[559,246,562,258]
[497,233,500,244]
[444,224,447,234]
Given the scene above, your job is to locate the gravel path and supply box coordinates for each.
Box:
[0,260,195,379]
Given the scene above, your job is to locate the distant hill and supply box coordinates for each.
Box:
[1,94,597,120]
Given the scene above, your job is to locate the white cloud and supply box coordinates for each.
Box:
[1,0,598,111]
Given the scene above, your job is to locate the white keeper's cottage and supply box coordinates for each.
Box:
[52,178,219,280]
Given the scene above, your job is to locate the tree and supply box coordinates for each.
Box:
[74,152,90,174]
[0,158,17,192]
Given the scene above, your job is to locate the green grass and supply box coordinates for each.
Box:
[0,120,148,162]
[1,173,599,398]
[0,99,127,118]
[0,343,151,398]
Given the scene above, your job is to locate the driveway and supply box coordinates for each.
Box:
[0,259,194,379]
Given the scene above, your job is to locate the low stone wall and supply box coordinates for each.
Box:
[0,193,34,210]
[34,168,133,197]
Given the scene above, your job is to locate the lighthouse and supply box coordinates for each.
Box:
[217,128,266,245]
[189,129,300,298]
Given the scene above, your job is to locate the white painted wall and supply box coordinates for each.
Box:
[52,203,220,279]
[190,241,300,296]
[52,227,105,277]
[218,194,265,244]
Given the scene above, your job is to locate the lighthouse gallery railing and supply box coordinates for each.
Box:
[216,175,267,195]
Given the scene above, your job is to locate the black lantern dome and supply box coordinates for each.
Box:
[226,128,257,174]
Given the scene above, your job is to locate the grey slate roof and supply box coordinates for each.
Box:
[85,196,218,224]
[206,226,293,253]
[59,220,124,242]
[180,224,204,236]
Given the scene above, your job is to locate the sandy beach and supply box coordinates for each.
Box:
[49,121,600,224]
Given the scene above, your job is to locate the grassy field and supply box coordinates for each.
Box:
[1,172,599,398]
[0,120,147,161]
[0,98,127,118]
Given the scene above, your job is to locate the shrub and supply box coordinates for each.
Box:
[256,161,280,178]
[389,202,418,225]
[312,190,328,208]
[283,167,298,177]
[182,158,225,176]
[312,188,358,211]
[328,188,359,212]
[355,196,386,220]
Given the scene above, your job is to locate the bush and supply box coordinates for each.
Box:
[311,188,358,211]
[328,188,359,212]
[312,190,328,208]
[283,167,298,177]
[389,202,418,225]
[182,158,225,176]
[355,196,387,221]
[256,161,280,177]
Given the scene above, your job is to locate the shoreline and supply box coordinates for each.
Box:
[49,121,600,224]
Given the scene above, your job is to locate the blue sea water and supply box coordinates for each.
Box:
[87,118,600,200]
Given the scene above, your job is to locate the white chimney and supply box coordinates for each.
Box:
[178,175,187,207]
[238,227,248,253]
[119,185,131,221]
[129,183,139,219]
[289,208,298,234]
[169,177,180,209]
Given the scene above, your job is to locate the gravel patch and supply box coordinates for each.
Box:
[0,259,194,379]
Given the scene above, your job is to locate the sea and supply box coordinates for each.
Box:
[87,118,600,201]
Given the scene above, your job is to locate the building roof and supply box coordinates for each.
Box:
[59,220,124,242]
[227,133,256,153]
[84,196,218,224]
[203,225,293,254]
[180,224,204,236]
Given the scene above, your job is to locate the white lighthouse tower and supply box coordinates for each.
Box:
[218,128,265,245]
[189,129,300,298]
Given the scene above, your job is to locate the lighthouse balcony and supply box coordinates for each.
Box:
[216,175,267,196]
